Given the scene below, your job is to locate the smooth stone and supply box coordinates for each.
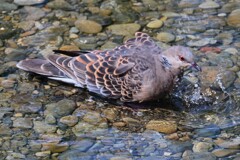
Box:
[161,12,181,17]
[59,45,79,51]
[24,6,46,21]
[5,152,26,159]
[45,114,57,124]
[193,142,213,153]
[73,37,98,50]
[35,151,51,157]
[214,137,240,149]
[187,38,217,47]
[183,152,216,160]
[101,41,119,50]
[71,139,95,152]
[33,121,57,134]
[60,115,78,127]
[83,112,104,125]
[17,21,35,31]
[224,48,238,55]
[72,122,95,136]
[1,79,16,88]
[194,125,220,137]
[15,102,42,114]
[156,32,175,43]
[13,118,32,129]
[44,99,76,118]
[147,20,163,28]
[178,0,203,8]
[0,2,17,11]
[0,22,18,40]
[227,9,240,27]
[46,0,73,10]
[0,124,12,136]
[14,0,46,5]
[214,71,236,90]
[42,142,69,153]
[142,0,158,10]
[212,149,240,157]
[75,20,102,34]
[102,108,118,122]
[107,23,141,36]
[4,48,28,61]
[199,1,220,9]
[146,120,177,134]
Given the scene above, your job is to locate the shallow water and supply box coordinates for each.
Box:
[0,0,240,160]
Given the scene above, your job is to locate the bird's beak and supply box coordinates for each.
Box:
[191,62,201,72]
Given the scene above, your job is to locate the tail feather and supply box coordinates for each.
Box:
[16,59,64,77]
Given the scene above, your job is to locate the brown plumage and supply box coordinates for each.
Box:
[17,32,201,102]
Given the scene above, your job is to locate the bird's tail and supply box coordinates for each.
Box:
[16,58,65,77]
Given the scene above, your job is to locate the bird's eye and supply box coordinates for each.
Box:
[179,56,185,61]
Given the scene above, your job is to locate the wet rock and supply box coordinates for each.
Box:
[15,102,42,114]
[83,112,104,125]
[227,9,240,27]
[178,0,203,8]
[214,137,240,149]
[0,21,18,40]
[5,152,26,159]
[35,151,51,157]
[17,21,35,31]
[71,139,95,152]
[72,122,95,136]
[213,71,236,90]
[33,121,57,133]
[161,12,181,18]
[13,117,32,129]
[212,149,240,158]
[194,125,221,137]
[199,1,220,9]
[183,151,216,160]
[101,41,119,50]
[45,99,76,119]
[24,6,46,21]
[45,114,57,124]
[75,20,102,34]
[216,32,233,45]
[146,120,177,134]
[200,66,219,87]
[142,0,158,10]
[0,2,18,11]
[73,37,98,50]
[0,124,12,136]
[60,115,78,127]
[42,142,69,153]
[220,2,240,14]
[187,38,217,47]
[14,0,46,5]
[59,45,79,51]
[193,142,213,153]
[107,23,141,36]
[156,32,175,43]
[46,0,73,10]
[4,48,28,61]
[17,82,35,94]
[102,108,118,122]
[112,4,139,23]
[147,20,163,28]
[1,79,16,88]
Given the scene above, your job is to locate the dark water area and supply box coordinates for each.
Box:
[0,0,240,160]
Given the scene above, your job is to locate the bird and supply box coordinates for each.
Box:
[17,32,201,102]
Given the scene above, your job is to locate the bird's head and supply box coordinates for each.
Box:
[161,46,201,72]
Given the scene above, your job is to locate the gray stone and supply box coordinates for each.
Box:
[0,124,12,136]
[199,1,220,9]
[4,48,28,61]
[18,21,35,31]
[15,102,42,114]
[107,23,141,36]
[156,32,175,43]
[14,0,46,5]
[183,152,216,160]
[0,2,18,11]
[83,111,103,125]
[214,71,236,90]
[227,9,240,27]
[72,122,95,136]
[195,125,221,137]
[187,38,217,47]
[71,139,95,152]
[60,115,78,127]
[33,121,57,133]
[44,99,76,118]
[75,20,102,34]
[193,142,213,152]
[73,37,98,50]
[179,0,203,8]
[24,6,46,21]
[46,0,73,10]
[13,118,33,129]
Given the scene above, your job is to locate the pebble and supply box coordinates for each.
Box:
[147,20,163,28]
[0,2,18,11]
[156,32,175,43]
[24,6,46,21]
[13,118,33,129]
[44,99,76,118]
[107,23,141,36]
[42,142,69,153]
[227,9,240,27]
[194,125,221,137]
[33,121,57,134]
[193,142,213,152]
[214,137,240,149]
[35,151,51,157]
[75,19,102,34]
[179,0,203,8]
[199,1,220,9]
[187,38,217,47]
[83,112,104,125]
[146,120,177,134]
[14,0,46,5]
[60,115,78,127]
[46,0,73,10]
[212,149,240,158]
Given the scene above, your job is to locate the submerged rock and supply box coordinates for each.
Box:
[227,9,240,27]
[146,120,177,134]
